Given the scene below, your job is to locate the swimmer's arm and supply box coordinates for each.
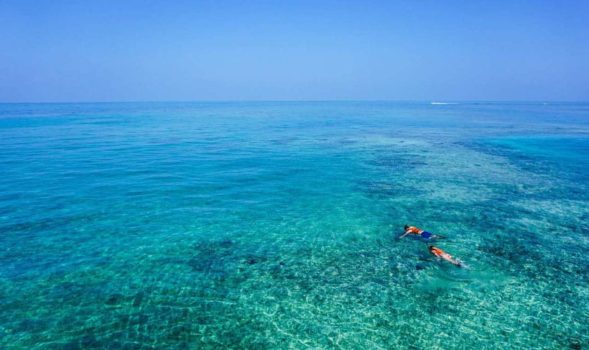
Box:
[399,231,411,238]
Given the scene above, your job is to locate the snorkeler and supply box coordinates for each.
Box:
[400,225,443,240]
[428,246,463,267]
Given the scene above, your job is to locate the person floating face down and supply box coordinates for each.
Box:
[400,225,442,240]
[429,246,463,267]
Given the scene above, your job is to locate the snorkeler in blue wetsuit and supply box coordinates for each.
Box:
[399,225,444,240]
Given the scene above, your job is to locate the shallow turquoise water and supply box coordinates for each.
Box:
[0,102,588,349]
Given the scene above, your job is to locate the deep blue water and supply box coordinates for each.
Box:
[0,102,588,349]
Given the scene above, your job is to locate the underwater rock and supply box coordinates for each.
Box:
[415,264,426,270]
[188,257,227,277]
[80,335,100,348]
[242,253,271,266]
[105,293,124,306]
[132,291,144,307]
[16,318,47,332]
[366,154,426,170]
[190,239,237,275]
[219,239,234,248]
[128,314,149,326]
[168,324,191,340]
[193,239,235,254]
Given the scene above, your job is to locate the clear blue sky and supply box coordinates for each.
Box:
[1,0,588,102]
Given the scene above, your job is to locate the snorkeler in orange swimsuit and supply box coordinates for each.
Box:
[400,225,443,240]
[429,246,463,267]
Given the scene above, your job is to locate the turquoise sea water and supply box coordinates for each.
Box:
[0,102,588,349]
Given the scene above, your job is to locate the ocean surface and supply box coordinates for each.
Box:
[0,102,588,349]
